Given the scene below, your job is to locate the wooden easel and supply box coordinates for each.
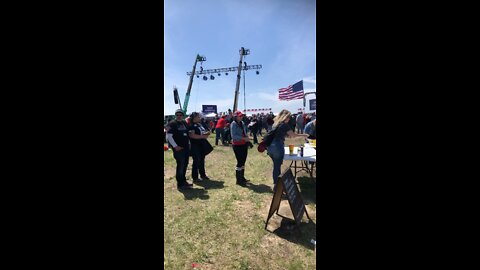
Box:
[265,168,311,232]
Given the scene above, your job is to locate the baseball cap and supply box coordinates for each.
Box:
[175,109,184,115]
[233,111,244,117]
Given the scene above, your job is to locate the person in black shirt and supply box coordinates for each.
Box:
[244,116,250,132]
[258,115,264,136]
[249,115,259,144]
[266,114,274,131]
[200,117,209,131]
[289,114,296,132]
[167,109,192,190]
[188,112,211,182]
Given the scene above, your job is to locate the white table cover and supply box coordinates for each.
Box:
[283,147,316,162]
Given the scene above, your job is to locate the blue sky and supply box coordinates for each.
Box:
[164,0,316,115]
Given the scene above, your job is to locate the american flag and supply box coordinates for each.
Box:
[278,80,304,101]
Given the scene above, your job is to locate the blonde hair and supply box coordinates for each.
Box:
[273,109,291,128]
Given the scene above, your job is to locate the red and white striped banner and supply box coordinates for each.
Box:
[243,108,272,113]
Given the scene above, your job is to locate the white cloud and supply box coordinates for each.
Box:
[257,92,278,102]
[201,98,234,108]
[303,77,316,85]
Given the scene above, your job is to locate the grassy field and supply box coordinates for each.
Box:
[164,134,317,269]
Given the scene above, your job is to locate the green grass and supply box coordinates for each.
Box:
[164,134,316,269]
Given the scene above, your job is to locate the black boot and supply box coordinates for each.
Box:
[240,168,250,182]
[236,170,247,186]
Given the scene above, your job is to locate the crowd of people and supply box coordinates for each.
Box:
[165,109,317,190]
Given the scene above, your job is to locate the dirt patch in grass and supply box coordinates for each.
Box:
[234,199,253,210]
[164,167,176,180]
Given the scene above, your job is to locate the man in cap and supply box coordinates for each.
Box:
[166,109,193,190]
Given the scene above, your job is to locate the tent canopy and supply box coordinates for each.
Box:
[204,112,217,118]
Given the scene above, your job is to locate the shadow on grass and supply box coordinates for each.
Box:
[193,179,225,190]
[246,182,273,194]
[178,187,209,200]
[270,217,316,250]
[297,176,316,205]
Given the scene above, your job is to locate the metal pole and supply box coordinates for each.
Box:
[183,55,199,115]
[177,91,183,111]
[243,68,246,113]
[233,47,245,112]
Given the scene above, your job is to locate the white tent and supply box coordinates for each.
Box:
[204,112,217,118]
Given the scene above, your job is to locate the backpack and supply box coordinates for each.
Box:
[257,127,277,153]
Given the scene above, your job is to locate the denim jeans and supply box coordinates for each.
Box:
[215,128,225,145]
[173,147,190,186]
[190,144,206,180]
[267,138,284,184]
[252,129,258,144]
[296,125,303,134]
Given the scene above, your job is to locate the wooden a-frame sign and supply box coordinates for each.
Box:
[265,168,311,232]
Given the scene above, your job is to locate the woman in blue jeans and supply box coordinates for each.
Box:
[267,110,309,187]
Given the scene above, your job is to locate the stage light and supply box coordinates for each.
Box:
[203,76,208,80]
[218,73,221,76]
[256,71,259,75]
[210,75,215,80]
[197,75,200,78]
[225,73,228,75]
